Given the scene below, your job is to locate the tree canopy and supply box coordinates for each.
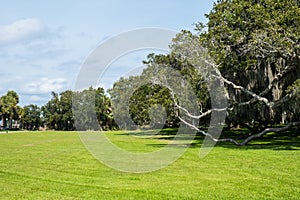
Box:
[108,0,300,145]
[169,0,300,144]
[0,91,20,128]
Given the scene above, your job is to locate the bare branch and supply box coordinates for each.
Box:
[236,65,296,106]
[176,103,211,119]
[238,121,300,146]
[180,114,300,146]
[220,74,270,106]
[259,65,295,97]
[178,115,240,145]
[176,103,230,119]
[204,58,298,110]
[271,93,294,108]
[166,81,230,120]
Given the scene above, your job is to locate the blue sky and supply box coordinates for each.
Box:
[0,0,215,106]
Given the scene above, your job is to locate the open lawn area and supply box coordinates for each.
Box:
[0,130,299,199]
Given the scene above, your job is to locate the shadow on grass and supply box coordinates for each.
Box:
[141,128,300,151]
[115,128,179,136]
[216,128,300,150]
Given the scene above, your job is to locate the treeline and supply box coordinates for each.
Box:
[0,87,116,131]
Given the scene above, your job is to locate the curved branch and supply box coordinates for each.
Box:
[177,104,230,119]
[259,65,295,97]
[162,60,299,146]
[220,75,271,106]
[179,115,241,145]
[236,65,296,107]
[271,93,294,108]
[238,121,300,146]
[180,115,300,146]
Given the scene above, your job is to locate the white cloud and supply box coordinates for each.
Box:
[28,95,44,102]
[0,18,44,44]
[24,77,67,94]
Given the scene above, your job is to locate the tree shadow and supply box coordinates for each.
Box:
[112,127,299,150]
[114,128,178,137]
[215,128,300,150]
[143,128,300,151]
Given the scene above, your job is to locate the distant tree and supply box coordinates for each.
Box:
[22,104,42,130]
[59,90,74,131]
[128,83,177,128]
[42,87,114,131]
[94,87,116,130]
[73,87,116,131]
[42,92,60,130]
[108,76,176,130]
[15,105,24,129]
[108,77,138,130]
[0,97,3,126]
[42,91,74,131]
[0,91,20,128]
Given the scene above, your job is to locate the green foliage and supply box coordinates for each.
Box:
[285,79,300,121]
[0,87,115,131]
[0,90,20,128]
[198,0,300,75]
[145,53,210,111]
[42,90,75,131]
[129,84,178,128]
[109,76,141,130]
[72,87,116,131]
[192,0,300,129]
[109,53,210,129]
[22,104,42,130]
[94,87,115,130]
[119,0,299,134]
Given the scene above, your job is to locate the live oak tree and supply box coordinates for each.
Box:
[169,0,300,145]
[195,0,300,131]
[143,53,211,126]
[108,50,214,130]
[112,0,299,145]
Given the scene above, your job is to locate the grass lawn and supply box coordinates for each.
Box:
[0,129,299,199]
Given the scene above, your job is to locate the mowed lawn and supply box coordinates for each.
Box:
[0,130,299,199]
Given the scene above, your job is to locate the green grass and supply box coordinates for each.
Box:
[0,129,299,199]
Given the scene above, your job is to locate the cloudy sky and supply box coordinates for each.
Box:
[0,0,214,106]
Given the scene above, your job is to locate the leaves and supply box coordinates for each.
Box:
[0,90,20,128]
[22,104,42,130]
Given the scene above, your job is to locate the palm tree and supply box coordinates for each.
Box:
[0,91,19,128]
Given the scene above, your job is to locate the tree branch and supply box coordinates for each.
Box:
[180,115,300,146]
[237,121,300,145]
[259,65,295,97]
[235,65,296,107]
[219,74,271,106]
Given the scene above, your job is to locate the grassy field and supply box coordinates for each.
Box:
[0,129,299,199]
